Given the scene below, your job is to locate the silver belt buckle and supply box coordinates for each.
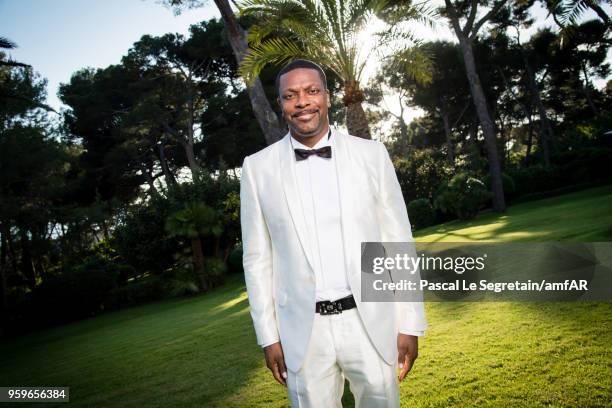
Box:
[321,300,342,315]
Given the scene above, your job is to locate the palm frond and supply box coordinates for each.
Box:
[239,37,305,84]
[385,45,434,86]
[558,0,592,26]
[0,36,17,49]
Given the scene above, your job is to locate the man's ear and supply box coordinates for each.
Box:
[326,90,331,108]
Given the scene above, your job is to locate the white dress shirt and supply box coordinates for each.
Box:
[291,130,352,302]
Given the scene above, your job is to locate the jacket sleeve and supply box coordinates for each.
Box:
[376,142,428,335]
[240,156,280,347]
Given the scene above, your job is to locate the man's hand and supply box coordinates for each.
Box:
[263,342,288,386]
[397,333,418,382]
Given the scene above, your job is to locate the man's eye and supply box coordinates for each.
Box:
[283,94,294,100]
[308,89,320,94]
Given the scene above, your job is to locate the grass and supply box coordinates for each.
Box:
[1,185,611,407]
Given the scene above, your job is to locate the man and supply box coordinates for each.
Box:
[240,59,427,407]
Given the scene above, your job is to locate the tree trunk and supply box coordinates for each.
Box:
[456,35,506,212]
[522,53,552,166]
[497,112,507,169]
[398,116,409,157]
[157,143,177,189]
[524,109,534,167]
[580,63,598,115]
[345,101,371,139]
[395,96,409,157]
[442,111,454,165]
[586,0,610,25]
[191,236,208,292]
[184,141,200,182]
[213,0,284,145]
[343,82,371,139]
[19,228,36,290]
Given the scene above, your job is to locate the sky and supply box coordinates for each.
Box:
[0,0,219,110]
[1,0,609,126]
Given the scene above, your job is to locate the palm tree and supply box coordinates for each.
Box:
[0,36,30,68]
[238,0,428,139]
[0,36,56,113]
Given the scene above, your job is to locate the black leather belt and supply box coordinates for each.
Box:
[316,295,356,315]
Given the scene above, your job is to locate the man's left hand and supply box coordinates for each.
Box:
[397,333,418,382]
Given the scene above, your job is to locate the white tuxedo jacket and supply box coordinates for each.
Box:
[240,129,427,372]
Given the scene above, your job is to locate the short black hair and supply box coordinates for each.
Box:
[275,59,327,97]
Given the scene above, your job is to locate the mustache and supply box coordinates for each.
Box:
[292,109,319,118]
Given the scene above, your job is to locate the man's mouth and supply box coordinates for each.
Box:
[293,109,318,121]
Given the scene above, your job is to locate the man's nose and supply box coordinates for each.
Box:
[295,92,309,108]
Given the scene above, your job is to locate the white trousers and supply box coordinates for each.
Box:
[287,308,400,408]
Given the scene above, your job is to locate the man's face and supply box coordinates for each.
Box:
[278,68,331,139]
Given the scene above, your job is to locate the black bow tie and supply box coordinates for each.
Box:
[294,146,332,161]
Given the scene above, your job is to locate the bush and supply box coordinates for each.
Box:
[506,164,559,198]
[483,172,517,200]
[407,199,436,230]
[34,253,119,323]
[204,257,227,288]
[103,275,167,310]
[434,173,492,219]
[228,244,243,274]
[393,149,454,203]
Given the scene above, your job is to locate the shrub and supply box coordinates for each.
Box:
[483,172,517,200]
[204,257,227,288]
[34,253,119,323]
[103,275,166,310]
[506,164,559,198]
[434,173,492,219]
[228,243,243,274]
[407,199,436,230]
[393,149,454,203]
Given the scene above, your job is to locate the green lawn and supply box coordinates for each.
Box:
[1,186,611,407]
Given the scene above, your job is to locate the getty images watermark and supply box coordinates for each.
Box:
[361,242,612,301]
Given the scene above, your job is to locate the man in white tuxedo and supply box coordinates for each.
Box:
[240,59,427,407]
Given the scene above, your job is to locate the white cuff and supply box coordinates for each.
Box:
[260,339,280,348]
[399,330,425,337]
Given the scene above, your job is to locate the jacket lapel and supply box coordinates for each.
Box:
[279,133,316,273]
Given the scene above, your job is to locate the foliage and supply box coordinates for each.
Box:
[407,198,436,230]
[228,243,244,274]
[32,253,120,324]
[434,172,492,219]
[113,194,179,279]
[166,202,223,239]
[393,148,454,203]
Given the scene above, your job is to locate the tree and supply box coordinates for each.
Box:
[0,58,71,335]
[1,38,55,113]
[236,0,433,139]
[492,1,556,166]
[377,42,472,163]
[442,0,507,211]
[161,0,284,145]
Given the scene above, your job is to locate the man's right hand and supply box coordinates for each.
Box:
[263,342,288,387]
